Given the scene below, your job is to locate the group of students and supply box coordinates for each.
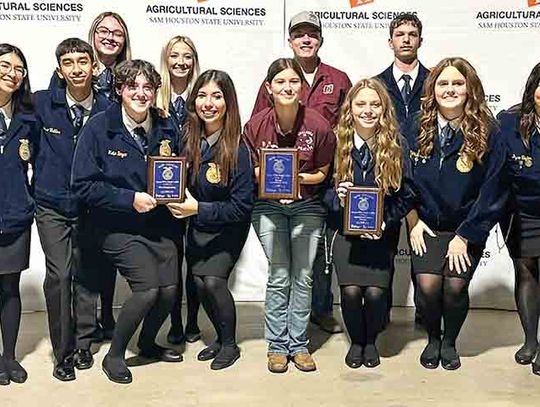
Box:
[1,9,540,386]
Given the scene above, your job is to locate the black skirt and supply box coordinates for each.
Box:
[186,222,250,278]
[330,226,400,288]
[411,231,484,281]
[100,231,178,291]
[505,212,540,258]
[0,229,31,273]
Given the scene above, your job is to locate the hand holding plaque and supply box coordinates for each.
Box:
[147,156,187,203]
[259,148,299,200]
[344,186,384,236]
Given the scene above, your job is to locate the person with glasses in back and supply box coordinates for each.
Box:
[33,38,111,381]
[0,44,38,386]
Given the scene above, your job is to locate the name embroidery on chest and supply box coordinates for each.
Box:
[511,153,533,169]
[206,163,221,184]
[43,127,61,135]
[108,150,128,159]
[297,130,314,152]
[322,84,334,95]
[410,150,429,164]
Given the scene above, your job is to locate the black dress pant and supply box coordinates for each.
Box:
[36,205,95,362]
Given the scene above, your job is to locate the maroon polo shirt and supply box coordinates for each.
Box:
[244,105,336,200]
[250,61,352,128]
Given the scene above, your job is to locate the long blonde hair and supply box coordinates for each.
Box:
[418,57,494,162]
[334,78,403,195]
[157,36,200,115]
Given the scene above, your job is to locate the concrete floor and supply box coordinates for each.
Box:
[1,305,539,407]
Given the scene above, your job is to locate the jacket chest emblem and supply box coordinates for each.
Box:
[159,139,172,157]
[322,84,334,95]
[206,163,221,184]
[19,139,30,161]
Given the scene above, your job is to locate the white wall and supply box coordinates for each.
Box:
[3,0,533,310]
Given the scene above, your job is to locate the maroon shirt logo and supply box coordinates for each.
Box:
[322,84,334,95]
[297,130,315,152]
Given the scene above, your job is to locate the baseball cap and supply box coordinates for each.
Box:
[288,11,321,34]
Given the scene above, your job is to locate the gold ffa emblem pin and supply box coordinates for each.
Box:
[19,139,30,161]
[206,163,221,184]
[456,154,473,173]
[159,139,172,156]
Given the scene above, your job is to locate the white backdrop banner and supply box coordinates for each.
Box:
[1,0,534,310]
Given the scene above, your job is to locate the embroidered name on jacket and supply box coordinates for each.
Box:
[108,149,128,158]
[43,127,61,135]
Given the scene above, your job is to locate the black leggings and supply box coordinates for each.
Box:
[0,272,22,361]
[512,257,540,351]
[416,274,469,347]
[107,284,177,359]
[194,275,236,347]
[340,285,387,345]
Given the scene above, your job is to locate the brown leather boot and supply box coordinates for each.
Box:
[292,352,316,372]
[267,353,288,373]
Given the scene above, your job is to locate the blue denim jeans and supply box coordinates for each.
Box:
[252,199,325,356]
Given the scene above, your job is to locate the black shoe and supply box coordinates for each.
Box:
[363,344,380,368]
[5,360,27,384]
[197,342,221,361]
[53,358,76,382]
[167,327,186,345]
[185,327,202,343]
[345,344,363,369]
[440,344,461,370]
[102,355,132,384]
[210,345,240,370]
[533,349,540,376]
[311,314,343,334]
[514,344,537,365]
[420,341,441,369]
[139,344,183,363]
[0,358,10,385]
[74,349,94,370]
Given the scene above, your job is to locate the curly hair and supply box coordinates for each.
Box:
[517,62,540,148]
[417,57,494,162]
[334,78,403,195]
[114,59,161,92]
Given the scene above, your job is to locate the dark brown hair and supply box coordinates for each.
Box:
[389,12,422,37]
[0,43,32,113]
[517,62,540,148]
[114,59,161,92]
[183,70,241,185]
[265,58,305,84]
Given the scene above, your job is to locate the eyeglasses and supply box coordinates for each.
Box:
[95,26,125,40]
[0,61,27,78]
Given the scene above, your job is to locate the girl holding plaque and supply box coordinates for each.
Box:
[72,60,184,384]
[325,78,415,369]
[167,70,254,370]
[0,44,36,385]
[157,36,202,345]
[244,58,336,373]
[498,63,540,376]
[405,57,506,371]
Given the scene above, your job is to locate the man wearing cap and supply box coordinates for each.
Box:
[251,11,351,334]
[376,12,429,326]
